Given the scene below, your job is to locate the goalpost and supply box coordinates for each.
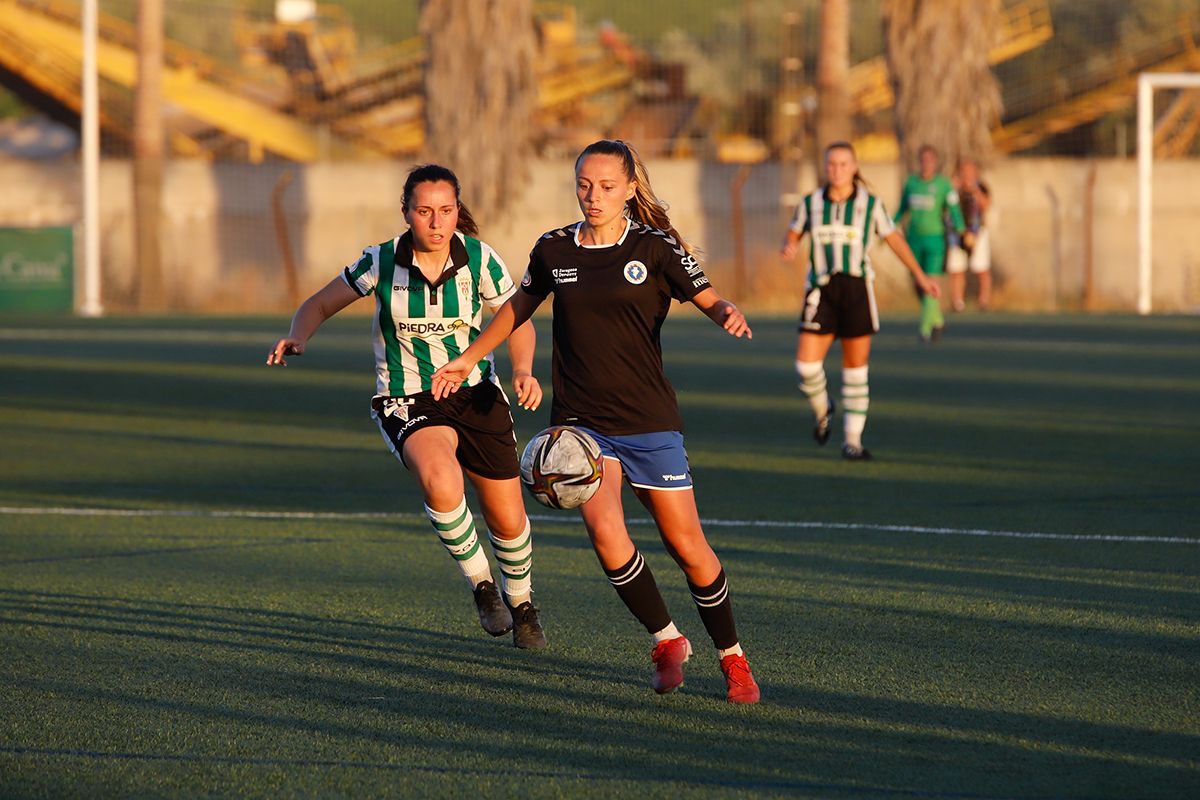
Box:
[1136,72,1200,316]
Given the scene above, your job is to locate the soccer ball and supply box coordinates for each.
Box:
[520,426,604,510]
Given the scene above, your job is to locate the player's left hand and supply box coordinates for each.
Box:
[720,302,753,340]
[923,277,942,299]
[512,372,542,411]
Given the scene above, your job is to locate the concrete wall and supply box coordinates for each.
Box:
[0,156,1196,314]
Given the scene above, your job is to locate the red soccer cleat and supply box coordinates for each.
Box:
[651,636,692,694]
[720,653,761,704]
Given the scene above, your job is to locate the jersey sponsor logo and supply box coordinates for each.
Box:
[910,194,936,210]
[692,276,709,288]
[623,260,647,285]
[812,224,859,245]
[394,318,468,338]
[680,253,703,277]
[552,267,578,284]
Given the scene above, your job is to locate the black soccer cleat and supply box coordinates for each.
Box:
[841,443,873,461]
[507,600,548,650]
[473,580,513,636]
[814,398,835,446]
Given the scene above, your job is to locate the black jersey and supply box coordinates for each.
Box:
[521,219,711,435]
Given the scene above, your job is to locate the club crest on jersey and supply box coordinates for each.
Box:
[623,260,647,285]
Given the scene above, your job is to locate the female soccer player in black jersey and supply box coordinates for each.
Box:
[433,139,760,703]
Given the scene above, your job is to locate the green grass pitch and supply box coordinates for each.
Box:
[0,311,1197,798]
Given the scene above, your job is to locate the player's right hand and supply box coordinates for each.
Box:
[266,337,304,366]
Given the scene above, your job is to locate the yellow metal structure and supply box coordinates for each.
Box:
[0,0,377,161]
[1153,89,1200,158]
[992,17,1200,154]
[847,0,1054,116]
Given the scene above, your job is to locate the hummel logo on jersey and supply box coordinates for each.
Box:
[552,267,578,284]
[395,319,468,337]
[624,260,647,285]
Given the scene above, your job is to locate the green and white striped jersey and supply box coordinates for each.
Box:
[789,186,896,289]
[342,230,516,397]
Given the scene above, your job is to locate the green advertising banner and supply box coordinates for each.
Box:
[0,226,75,312]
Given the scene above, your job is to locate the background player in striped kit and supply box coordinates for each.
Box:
[266,164,548,649]
[894,144,965,343]
[432,139,760,704]
[781,140,939,460]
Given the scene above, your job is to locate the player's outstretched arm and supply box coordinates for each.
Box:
[883,231,941,299]
[691,287,752,340]
[266,276,360,366]
[780,228,804,261]
[432,290,542,399]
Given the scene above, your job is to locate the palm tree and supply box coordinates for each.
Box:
[815,0,850,158]
[883,0,1002,171]
[420,0,537,223]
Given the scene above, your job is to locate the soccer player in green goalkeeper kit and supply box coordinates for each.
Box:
[895,144,966,343]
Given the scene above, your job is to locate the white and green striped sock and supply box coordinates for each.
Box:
[796,360,830,419]
[425,498,491,588]
[488,519,533,607]
[842,365,870,448]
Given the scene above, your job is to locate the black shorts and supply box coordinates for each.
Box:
[371,381,520,480]
[797,273,879,339]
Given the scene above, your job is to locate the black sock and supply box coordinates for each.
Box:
[688,569,738,650]
[603,550,672,634]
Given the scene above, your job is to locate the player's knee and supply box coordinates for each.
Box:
[416,464,465,508]
[484,508,528,540]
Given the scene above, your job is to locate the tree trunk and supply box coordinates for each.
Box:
[421,0,537,225]
[883,0,1003,172]
[134,0,165,311]
[815,0,851,161]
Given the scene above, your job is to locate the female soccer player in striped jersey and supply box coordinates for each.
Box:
[432,139,760,704]
[781,141,939,460]
[266,164,548,649]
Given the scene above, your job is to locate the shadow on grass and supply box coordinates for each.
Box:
[2,589,1197,798]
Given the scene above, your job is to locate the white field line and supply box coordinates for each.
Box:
[0,506,1195,545]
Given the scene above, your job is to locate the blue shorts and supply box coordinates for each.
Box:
[577,427,693,491]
